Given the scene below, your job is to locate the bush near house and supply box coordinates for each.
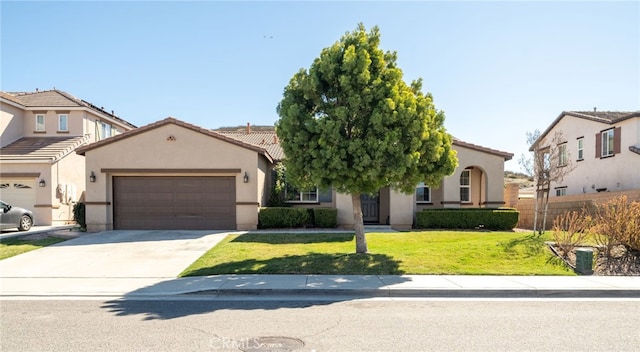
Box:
[416,208,519,230]
[259,207,313,228]
[313,208,338,228]
[72,202,86,230]
[258,207,339,229]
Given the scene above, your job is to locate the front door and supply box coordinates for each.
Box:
[360,193,379,223]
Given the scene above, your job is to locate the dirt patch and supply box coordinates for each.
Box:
[17,233,52,241]
[551,244,640,276]
[9,229,85,242]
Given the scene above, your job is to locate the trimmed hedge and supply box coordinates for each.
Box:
[313,208,338,228]
[258,207,338,229]
[258,207,313,229]
[416,208,519,230]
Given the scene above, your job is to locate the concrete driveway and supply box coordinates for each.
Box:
[0,230,230,296]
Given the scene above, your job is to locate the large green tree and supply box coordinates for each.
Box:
[276,24,457,253]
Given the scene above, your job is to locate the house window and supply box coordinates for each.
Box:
[558,143,567,167]
[97,121,114,140]
[416,182,431,203]
[577,138,584,161]
[460,170,471,203]
[58,114,68,132]
[35,114,45,132]
[285,184,318,203]
[601,129,614,157]
[596,127,621,158]
[555,187,567,196]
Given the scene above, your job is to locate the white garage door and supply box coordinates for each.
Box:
[0,179,36,209]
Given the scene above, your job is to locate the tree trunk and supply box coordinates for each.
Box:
[351,193,368,253]
[541,186,551,233]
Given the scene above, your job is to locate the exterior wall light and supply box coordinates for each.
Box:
[89,171,96,183]
[243,171,249,183]
[39,179,46,187]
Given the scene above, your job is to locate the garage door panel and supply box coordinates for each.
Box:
[114,176,236,230]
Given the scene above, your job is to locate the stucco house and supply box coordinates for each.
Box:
[531,110,640,197]
[0,89,136,225]
[76,117,512,232]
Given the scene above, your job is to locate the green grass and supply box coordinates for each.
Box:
[0,237,66,260]
[180,231,574,276]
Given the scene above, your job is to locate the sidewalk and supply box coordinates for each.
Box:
[2,274,639,298]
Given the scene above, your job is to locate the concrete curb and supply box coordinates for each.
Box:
[184,288,640,299]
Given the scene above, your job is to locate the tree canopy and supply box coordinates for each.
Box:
[276,24,457,252]
[276,24,456,193]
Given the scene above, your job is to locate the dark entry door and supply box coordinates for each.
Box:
[360,193,379,223]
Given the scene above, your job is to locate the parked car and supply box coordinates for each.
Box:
[0,200,34,231]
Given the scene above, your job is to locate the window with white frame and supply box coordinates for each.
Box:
[98,121,114,140]
[555,187,567,196]
[35,114,45,132]
[416,182,431,203]
[285,183,318,203]
[58,114,68,132]
[601,129,614,157]
[577,137,584,161]
[460,170,471,203]
[558,143,567,166]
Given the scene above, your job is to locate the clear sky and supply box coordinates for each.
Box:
[2,1,638,172]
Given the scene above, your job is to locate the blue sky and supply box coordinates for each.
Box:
[2,1,638,172]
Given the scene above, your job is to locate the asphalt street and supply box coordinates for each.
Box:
[2,298,639,352]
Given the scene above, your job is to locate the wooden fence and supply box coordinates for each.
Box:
[511,189,640,230]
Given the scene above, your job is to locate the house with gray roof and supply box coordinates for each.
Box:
[1,89,136,226]
[531,110,640,197]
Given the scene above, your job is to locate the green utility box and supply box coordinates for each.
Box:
[575,248,594,275]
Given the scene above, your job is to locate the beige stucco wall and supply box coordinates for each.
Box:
[389,190,414,230]
[83,123,263,231]
[0,102,24,147]
[537,116,640,196]
[50,151,86,225]
[442,144,506,207]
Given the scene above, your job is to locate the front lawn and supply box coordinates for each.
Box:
[180,231,573,276]
[0,236,66,260]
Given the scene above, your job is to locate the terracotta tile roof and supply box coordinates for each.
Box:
[216,127,510,162]
[216,130,285,161]
[7,90,81,107]
[532,110,640,151]
[76,117,274,162]
[564,111,638,123]
[1,89,137,129]
[452,138,513,160]
[0,136,90,162]
[0,91,25,105]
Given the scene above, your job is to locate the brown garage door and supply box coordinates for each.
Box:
[113,176,236,230]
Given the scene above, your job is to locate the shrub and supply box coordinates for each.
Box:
[592,196,640,255]
[551,210,592,259]
[416,208,519,230]
[258,207,312,229]
[72,202,86,230]
[313,208,338,228]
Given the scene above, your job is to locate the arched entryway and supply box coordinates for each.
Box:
[459,165,488,207]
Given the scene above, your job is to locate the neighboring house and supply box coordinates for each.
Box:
[77,117,512,232]
[0,89,136,225]
[531,110,640,197]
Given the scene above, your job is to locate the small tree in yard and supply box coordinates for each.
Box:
[530,131,575,234]
[276,24,457,253]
